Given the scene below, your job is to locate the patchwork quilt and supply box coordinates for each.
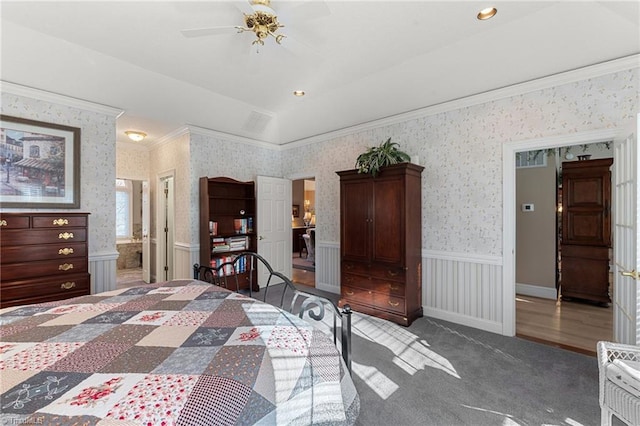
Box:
[0,279,359,425]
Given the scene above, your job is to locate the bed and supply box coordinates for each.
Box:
[0,279,359,425]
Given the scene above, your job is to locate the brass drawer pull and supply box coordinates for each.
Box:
[388,300,400,307]
[345,263,353,270]
[388,284,399,291]
[59,263,74,271]
[0,220,6,226]
[53,218,69,226]
[61,281,76,290]
[58,232,74,240]
[345,291,354,296]
[59,248,74,255]
[387,270,398,277]
[344,276,352,283]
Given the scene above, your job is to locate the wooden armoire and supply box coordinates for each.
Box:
[337,162,424,326]
[560,158,613,305]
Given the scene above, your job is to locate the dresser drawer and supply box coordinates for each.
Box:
[32,215,88,229]
[1,257,89,281]
[342,272,405,297]
[341,285,373,305]
[1,242,87,263]
[342,261,405,282]
[0,215,30,229]
[370,292,406,314]
[0,228,87,246]
[0,273,90,308]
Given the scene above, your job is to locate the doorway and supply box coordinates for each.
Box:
[513,141,614,354]
[292,177,315,287]
[115,178,149,288]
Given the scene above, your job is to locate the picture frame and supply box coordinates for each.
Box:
[292,204,300,217]
[0,115,81,208]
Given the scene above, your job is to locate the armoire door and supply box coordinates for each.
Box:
[372,175,405,265]
[561,158,613,304]
[340,179,371,263]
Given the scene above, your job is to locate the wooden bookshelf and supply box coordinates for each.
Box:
[199,176,258,291]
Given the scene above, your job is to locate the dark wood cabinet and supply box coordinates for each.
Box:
[560,158,613,304]
[292,227,307,255]
[0,212,91,308]
[199,176,258,291]
[337,162,424,326]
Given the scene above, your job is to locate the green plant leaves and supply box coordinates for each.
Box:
[355,137,411,176]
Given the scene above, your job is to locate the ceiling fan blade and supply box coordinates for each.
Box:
[232,0,255,15]
[180,26,237,38]
[286,0,331,22]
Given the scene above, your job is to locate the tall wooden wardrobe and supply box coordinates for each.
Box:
[337,162,424,326]
[560,158,613,305]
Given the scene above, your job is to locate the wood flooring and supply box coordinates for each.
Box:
[516,294,613,356]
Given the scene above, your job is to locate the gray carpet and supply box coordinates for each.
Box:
[259,283,608,426]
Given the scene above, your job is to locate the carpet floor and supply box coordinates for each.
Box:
[262,283,608,426]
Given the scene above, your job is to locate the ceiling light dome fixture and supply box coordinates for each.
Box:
[235,0,286,46]
[293,90,305,97]
[125,131,147,142]
[477,7,497,20]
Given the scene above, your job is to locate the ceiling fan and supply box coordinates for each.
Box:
[180,0,330,50]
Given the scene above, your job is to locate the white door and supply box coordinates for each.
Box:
[613,113,640,344]
[156,175,175,282]
[257,176,292,286]
[141,180,151,283]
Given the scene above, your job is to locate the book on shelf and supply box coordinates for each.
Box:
[209,254,247,276]
[209,221,218,235]
[233,218,253,234]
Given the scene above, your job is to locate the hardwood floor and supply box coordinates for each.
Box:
[516,294,613,356]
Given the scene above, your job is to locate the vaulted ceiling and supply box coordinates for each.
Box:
[1,1,639,145]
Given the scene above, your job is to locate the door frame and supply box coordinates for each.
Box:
[156,170,175,282]
[503,128,619,336]
[288,172,317,280]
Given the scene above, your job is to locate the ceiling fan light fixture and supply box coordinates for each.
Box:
[125,131,147,142]
[235,0,286,46]
[477,7,497,20]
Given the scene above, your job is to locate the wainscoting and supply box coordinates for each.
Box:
[89,251,118,294]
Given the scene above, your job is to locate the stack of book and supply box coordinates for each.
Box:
[226,235,249,252]
[209,255,247,276]
[211,237,229,253]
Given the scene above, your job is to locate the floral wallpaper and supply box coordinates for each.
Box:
[281,68,639,256]
[0,93,118,254]
[116,143,150,181]
[189,131,282,244]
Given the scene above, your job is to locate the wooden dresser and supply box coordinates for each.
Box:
[337,163,424,326]
[0,212,91,308]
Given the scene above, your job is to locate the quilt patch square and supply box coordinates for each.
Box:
[48,342,129,373]
[2,325,72,343]
[106,374,198,424]
[153,347,220,375]
[182,327,233,347]
[136,325,196,348]
[0,342,83,371]
[206,346,265,387]
[123,310,178,326]
[100,346,174,374]
[38,373,144,419]
[1,371,90,415]
[228,326,268,346]
[176,375,252,426]
[83,311,138,324]
[47,323,115,343]
[195,288,231,300]
[92,324,156,345]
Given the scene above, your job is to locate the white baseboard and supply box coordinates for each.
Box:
[423,306,503,335]
[316,281,340,295]
[516,283,557,300]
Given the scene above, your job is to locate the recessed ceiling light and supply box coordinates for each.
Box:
[477,7,497,20]
[125,131,147,142]
[293,90,305,97]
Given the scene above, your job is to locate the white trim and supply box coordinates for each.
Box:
[188,125,280,151]
[423,307,503,335]
[283,54,639,149]
[502,127,621,337]
[424,249,502,266]
[89,251,119,262]
[1,81,123,117]
[516,283,558,300]
[148,127,190,149]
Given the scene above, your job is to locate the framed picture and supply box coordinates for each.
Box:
[292,204,300,218]
[0,115,81,208]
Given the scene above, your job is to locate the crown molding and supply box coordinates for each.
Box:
[144,126,191,149]
[188,124,280,151]
[0,81,123,117]
[283,54,640,150]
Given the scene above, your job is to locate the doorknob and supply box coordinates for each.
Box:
[259,235,264,240]
[620,269,640,280]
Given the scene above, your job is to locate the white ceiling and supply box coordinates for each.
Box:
[1,1,639,146]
